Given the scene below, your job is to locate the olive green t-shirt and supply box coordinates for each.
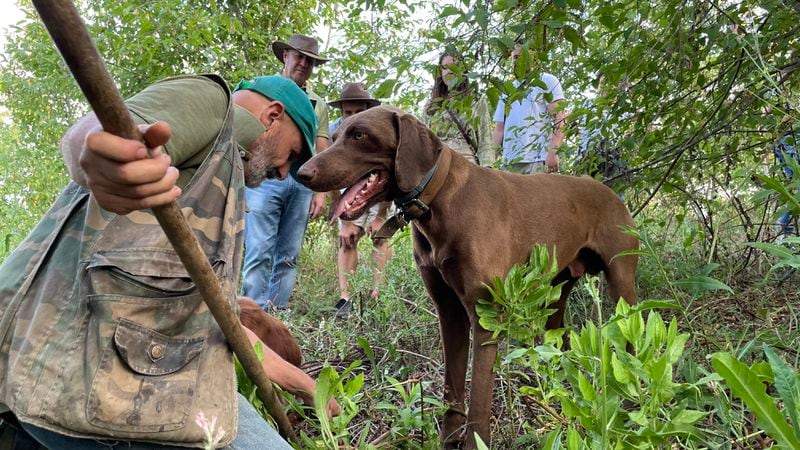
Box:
[125,75,264,187]
[307,88,329,140]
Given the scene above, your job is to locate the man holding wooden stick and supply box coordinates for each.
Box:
[0,74,323,448]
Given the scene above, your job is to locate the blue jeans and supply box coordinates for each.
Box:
[777,211,795,234]
[17,394,292,449]
[242,176,313,309]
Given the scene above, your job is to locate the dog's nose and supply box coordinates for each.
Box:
[295,164,316,184]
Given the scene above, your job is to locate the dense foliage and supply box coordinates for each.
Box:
[1,0,798,448]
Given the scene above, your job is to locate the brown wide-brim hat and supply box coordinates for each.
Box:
[272,34,329,65]
[328,82,381,109]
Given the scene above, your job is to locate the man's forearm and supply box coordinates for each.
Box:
[548,130,564,155]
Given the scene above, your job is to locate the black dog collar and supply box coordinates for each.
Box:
[373,148,453,239]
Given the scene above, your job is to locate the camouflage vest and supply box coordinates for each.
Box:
[0,75,245,447]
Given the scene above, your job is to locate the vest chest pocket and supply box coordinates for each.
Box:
[84,248,224,434]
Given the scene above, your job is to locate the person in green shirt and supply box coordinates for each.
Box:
[0,74,334,449]
[425,51,496,166]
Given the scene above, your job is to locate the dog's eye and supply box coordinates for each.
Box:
[353,131,365,140]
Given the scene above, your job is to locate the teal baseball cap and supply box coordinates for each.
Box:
[233,75,318,160]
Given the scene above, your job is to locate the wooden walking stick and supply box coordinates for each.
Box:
[31,0,298,444]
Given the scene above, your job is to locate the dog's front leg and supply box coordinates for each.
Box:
[418,265,470,448]
[437,256,498,449]
[414,230,470,448]
[465,321,498,450]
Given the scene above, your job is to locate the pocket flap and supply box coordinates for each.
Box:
[114,319,206,376]
[88,248,194,278]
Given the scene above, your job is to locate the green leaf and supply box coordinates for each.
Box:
[541,426,562,449]
[611,352,635,384]
[558,394,582,418]
[314,366,339,438]
[666,330,689,364]
[475,432,491,450]
[474,8,489,30]
[562,25,582,51]
[576,371,596,401]
[712,352,800,448]
[535,344,563,361]
[493,0,518,11]
[505,347,529,362]
[673,276,734,294]
[543,19,563,29]
[439,5,462,17]
[599,15,616,30]
[565,427,583,450]
[764,346,800,442]
[374,78,398,98]
[648,354,673,398]
[747,242,799,260]
[672,409,707,425]
[629,409,648,426]
[645,311,667,350]
[754,173,800,211]
[614,248,650,258]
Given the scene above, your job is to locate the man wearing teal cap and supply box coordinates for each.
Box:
[240,33,331,313]
[0,74,335,449]
[234,75,318,167]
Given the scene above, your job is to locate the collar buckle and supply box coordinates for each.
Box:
[398,198,430,221]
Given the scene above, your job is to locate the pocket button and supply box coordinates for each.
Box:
[148,343,165,362]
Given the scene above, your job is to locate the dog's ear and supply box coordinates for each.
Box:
[392,112,442,193]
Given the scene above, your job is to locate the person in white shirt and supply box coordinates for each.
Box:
[492,45,567,174]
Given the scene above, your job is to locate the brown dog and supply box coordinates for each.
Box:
[297,106,638,449]
[238,297,302,367]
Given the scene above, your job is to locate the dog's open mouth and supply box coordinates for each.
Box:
[330,170,389,221]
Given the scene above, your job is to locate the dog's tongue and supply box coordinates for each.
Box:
[329,176,371,222]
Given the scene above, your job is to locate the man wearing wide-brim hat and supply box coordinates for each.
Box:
[241,33,332,313]
[325,82,390,319]
[328,82,381,110]
[272,34,330,66]
[327,83,382,133]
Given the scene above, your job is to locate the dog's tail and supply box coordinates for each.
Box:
[238,297,303,367]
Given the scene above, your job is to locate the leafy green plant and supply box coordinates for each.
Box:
[753,157,800,231]
[302,362,365,449]
[711,347,800,449]
[476,244,565,445]
[747,237,800,280]
[374,376,444,448]
[546,290,708,449]
[477,244,563,347]
[749,156,800,280]
[475,245,713,448]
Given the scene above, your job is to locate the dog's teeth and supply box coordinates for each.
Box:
[369,173,377,182]
[344,201,351,209]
